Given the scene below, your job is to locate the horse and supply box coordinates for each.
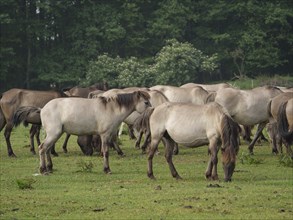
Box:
[144,102,239,182]
[267,92,293,156]
[150,85,209,105]
[63,82,108,98]
[180,82,232,92]
[0,88,67,157]
[102,88,170,150]
[213,86,283,154]
[35,91,150,174]
[61,83,109,153]
[13,106,94,156]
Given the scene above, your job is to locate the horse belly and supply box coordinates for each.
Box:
[167,126,208,147]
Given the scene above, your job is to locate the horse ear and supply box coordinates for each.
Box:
[137,91,150,100]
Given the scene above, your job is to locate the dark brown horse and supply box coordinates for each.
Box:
[63,82,108,98]
[0,88,67,157]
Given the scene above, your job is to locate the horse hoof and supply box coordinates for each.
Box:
[52,152,59,157]
[212,176,219,181]
[147,173,156,180]
[175,175,182,180]
[31,150,36,155]
[39,167,47,174]
[103,167,111,174]
[8,153,17,158]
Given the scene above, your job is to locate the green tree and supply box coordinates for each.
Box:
[153,39,218,85]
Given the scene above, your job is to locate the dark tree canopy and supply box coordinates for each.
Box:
[1,0,292,92]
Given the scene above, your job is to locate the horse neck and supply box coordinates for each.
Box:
[108,100,137,124]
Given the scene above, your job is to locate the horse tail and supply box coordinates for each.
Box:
[13,106,41,128]
[277,101,293,145]
[133,107,155,134]
[205,92,216,103]
[0,105,6,132]
[220,114,240,164]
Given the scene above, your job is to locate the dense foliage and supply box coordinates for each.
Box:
[1,0,292,91]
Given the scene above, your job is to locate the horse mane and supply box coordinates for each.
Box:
[277,101,293,145]
[99,91,150,108]
[221,115,240,164]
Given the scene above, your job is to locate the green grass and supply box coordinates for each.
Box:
[0,125,292,219]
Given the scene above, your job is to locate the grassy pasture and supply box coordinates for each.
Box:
[0,125,292,219]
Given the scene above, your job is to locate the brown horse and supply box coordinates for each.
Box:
[63,82,108,98]
[144,102,239,182]
[0,88,67,157]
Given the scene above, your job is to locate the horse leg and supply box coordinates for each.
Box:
[135,131,143,149]
[29,125,38,155]
[101,136,111,174]
[39,131,62,174]
[92,135,101,155]
[50,144,59,156]
[4,122,16,157]
[205,139,219,181]
[127,124,136,140]
[173,143,179,155]
[141,131,151,154]
[35,125,41,146]
[147,137,160,180]
[112,134,124,156]
[267,123,278,154]
[62,133,71,153]
[162,137,181,179]
[248,122,267,154]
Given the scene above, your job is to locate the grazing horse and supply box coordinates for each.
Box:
[213,86,283,154]
[150,85,209,105]
[180,82,232,92]
[0,88,67,156]
[268,92,293,156]
[35,91,150,174]
[145,102,239,182]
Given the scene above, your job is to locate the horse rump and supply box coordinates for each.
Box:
[13,106,41,127]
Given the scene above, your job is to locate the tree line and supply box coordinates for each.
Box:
[1,0,292,92]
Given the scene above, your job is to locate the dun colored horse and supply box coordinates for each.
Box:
[180,82,232,92]
[29,91,150,174]
[0,88,67,156]
[213,86,283,154]
[150,85,209,105]
[144,102,239,182]
[268,92,293,156]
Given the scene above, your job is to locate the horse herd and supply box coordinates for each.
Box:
[0,82,292,182]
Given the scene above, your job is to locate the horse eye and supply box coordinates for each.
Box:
[144,101,149,105]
